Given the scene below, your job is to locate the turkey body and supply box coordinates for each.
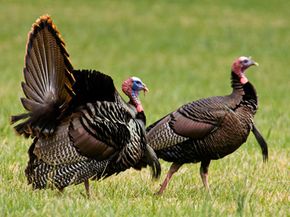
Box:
[26,99,146,190]
[146,58,268,194]
[151,96,253,163]
[11,15,160,195]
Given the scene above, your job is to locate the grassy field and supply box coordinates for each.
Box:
[0,0,289,216]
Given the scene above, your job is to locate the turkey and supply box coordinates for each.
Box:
[146,56,268,194]
[11,15,160,196]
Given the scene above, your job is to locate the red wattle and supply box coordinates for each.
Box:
[136,104,143,113]
[240,76,248,84]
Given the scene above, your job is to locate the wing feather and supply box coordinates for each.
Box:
[169,112,217,139]
[146,97,228,149]
[70,118,116,160]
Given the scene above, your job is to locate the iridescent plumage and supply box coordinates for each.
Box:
[11,15,160,196]
[146,56,268,194]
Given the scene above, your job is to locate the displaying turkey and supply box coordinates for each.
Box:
[146,56,268,194]
[11,15,160,196]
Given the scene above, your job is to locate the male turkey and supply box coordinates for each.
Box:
[146,56,268,194]
[11,15,160,196]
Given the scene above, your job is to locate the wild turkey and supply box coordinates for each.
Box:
[146,56,268,194]
[11,15,160,196]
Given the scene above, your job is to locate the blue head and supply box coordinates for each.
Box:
[122,76,148,112]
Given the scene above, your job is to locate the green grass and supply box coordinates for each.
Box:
[0,0,289,216]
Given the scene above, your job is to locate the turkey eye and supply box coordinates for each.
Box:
[136,81,141,85]
[242,60,248,64]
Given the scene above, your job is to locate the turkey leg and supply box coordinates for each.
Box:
[200,159,211,190]
[84,179,90,198]
[156,162,182,195]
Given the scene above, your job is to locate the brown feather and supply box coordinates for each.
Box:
[21,82,43,103]
[70,118,115,160]
[12,15,75,137]
[12,15,159,193]
[170,112,217,139]
[20,98,43,111]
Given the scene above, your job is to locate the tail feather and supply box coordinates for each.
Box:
[21,82,43,103]
[134,144,161,179]
[11,113,30,125]
[146,145,161,179]
[252,124,268,162]
[11,15,75,138]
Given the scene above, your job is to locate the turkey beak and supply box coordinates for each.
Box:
[252,61,259,67]
[142,85,149,96]
[249,59,259,67]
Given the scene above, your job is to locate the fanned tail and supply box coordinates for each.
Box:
[252,124,268,162]
[11,15,75,138]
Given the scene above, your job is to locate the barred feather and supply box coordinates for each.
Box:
[146,61,268,193]
[12,15,74,138]
[147,72,267,162]
[13,15,161,194]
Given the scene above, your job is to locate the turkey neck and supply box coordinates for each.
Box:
[129,92,146,125]
[230,71,258,112]
[231,71,244,96]
[241,82,258,113]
